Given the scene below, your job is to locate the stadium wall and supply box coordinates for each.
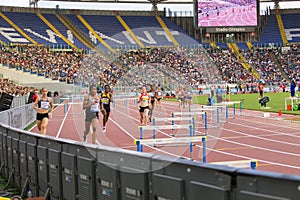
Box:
[271,8,300,15]
[0,105,299,199]
[0,6,164,16]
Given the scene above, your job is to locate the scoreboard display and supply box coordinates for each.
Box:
[195,0,258,30]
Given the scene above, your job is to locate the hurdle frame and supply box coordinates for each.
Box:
[152,117,196,136]
[192,105,227,128]
[210,159,258,170]
[214,101,243,118]
[171,111,208,130]
[138,124,193,144]
[134,136,207,162]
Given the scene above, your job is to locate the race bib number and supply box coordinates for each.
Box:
[142,97,148,103]
[102,98,109,104]
[149,92,154,97]
[90,103,99,112]
[41,101,50,110]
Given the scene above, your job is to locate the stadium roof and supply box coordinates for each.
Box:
[41,0,300,5]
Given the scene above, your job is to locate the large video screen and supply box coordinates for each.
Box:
[196,0,258,27]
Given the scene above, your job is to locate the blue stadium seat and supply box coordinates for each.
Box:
[0,13,29,44]
[42,14,87,49]
[161,17,199,47]
[281,14,300,43]
[259,14,282,44]
[3,12,65,46]
[79,15,129,48]
[236,42,249,50]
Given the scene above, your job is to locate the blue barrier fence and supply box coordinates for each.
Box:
[0,123,299,199]
[0,103,299,199]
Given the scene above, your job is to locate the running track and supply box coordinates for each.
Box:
[30,99,300,176]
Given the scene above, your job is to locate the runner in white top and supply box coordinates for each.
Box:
[138,86,152,125]
[148,84,156,122]
[82,85,101,144]
[33,87,53,135]
[155,84,163,111]
[177,86,185,111]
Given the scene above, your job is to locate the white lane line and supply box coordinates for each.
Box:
[163,101,300,139]
[55,104,69,138]
[235,117,300,132]
[109,116,189,159]
[119,101,300,169]
[28,103,63,132]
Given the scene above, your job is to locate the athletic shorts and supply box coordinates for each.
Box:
[85,111,99,122]
[150,100,155,105]
[139,106,149,113]
[156,98,162,102]
[103,105,111,113]
[178,97,185,102]
[36,113,49,121]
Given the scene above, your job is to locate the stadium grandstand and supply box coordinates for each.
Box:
[0,0,299,199]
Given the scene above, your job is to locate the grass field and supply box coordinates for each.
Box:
[167,91,300,115]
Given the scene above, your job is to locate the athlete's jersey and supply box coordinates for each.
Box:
[88,95,100,113]
[156,91,162,97]
[177,90,185,98]
[186,90,192,97]
[140,93,150,107]
[101,92,111,105]
[148,91,155,99]
[38,98,50,111]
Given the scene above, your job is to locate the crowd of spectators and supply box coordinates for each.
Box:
[241,48,285,86]
[0,77,34,97]
[117,47,218,88]
[0,46,85,84]
[75,53,126,87]
[0,44,298,94]
[209,51,256,84]
[276,44,300,83]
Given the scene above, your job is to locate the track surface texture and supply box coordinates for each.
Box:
[30,99,300,176]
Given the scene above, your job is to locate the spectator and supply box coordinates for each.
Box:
[207,95,215,106]
[258,81,264,98]
[31,90,39,103]
[216,85,223,103]
[290,79,296,97]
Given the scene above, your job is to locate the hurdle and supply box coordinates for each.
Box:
[201,105,227,121]
[152,117,196,136]
[64,103,69,115]
[171,111,208,130]
[60,95,85,103]
[192,105,227,128]
[214,101,243,118]
[124,99,128,107]
[134,136,207,162]
[133,98,138,105]
[53,102,70,116]
[210,159,258,170]
[139,124,193,140]
[60,102,90,117]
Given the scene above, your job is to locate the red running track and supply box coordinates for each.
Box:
[30,99,300,176]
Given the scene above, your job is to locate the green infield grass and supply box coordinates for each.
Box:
[165,91,300,115]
